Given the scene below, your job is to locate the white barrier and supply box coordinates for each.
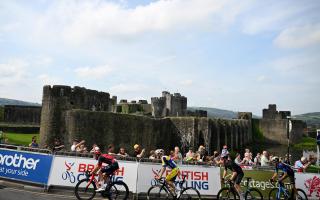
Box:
[136,162,221,196]
[48,155,138,192]
[296,173,320,199]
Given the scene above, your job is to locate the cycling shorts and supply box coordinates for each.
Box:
[101,162,119,175]
[234,172,244,184]
[166,168,179,182]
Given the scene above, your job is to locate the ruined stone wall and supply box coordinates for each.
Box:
[3,105,41,124]
[64,110,180,154]
[40,85,115,146]
[170,117,252,154]
[47,109,253,155]
[258,119,305,145]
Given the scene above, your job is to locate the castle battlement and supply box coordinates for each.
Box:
[151,91,187,118]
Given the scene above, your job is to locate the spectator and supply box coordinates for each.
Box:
[254,153,261,166]
[133,144,145,158]
[172,146,183,165]
[79,144,88,153]
[117,147,129,157]
[213,151,221,165]
[221,145,229,157]
[53,138,65,151]
[90,144,100,154]
[261,151,270,166]
[198,145,208,162]
[185,148,194,162]
[71,139,85,152]
[108,144,116,155]
[149,150,156,159]
[29,136,39,148]
[283,154,291,165]
[242,152,253,166]
[294,157,312,172]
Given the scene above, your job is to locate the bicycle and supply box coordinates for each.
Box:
[147,175,201,199]
[268,180,307,200]
[74,171,129,200]
[217,177,263,200]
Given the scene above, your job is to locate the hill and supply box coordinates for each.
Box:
[0,98,41,107]
[294,112,320,128]
[188,107,239,119]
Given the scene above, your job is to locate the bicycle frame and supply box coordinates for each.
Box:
[84,171,115,191]
[155,175,187,197]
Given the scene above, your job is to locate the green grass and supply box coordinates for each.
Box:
[293,136,317,150]
[3,132,39,146]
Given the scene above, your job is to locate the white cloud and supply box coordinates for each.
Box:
[110,83,149,93]
[179,79,194,87]
[270,53,320,74]
[38,74,61,85]
[274,24,320,48]
[74,65,114,79]
[256,75,266,82]
[0,59,29,86]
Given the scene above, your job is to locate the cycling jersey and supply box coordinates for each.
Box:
[275,162,294,175]
[98,154,116,167]
[224,160,243,174]
[161,156,177,169]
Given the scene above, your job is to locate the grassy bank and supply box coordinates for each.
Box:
[1,132,39,146]
[293,136,317,151]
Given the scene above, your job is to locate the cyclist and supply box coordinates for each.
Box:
[220,153,245,200]
[154,149,180,197]
[270,156,297,199]
[91,147,119,192]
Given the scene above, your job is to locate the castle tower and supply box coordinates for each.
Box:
[39,85,113,147]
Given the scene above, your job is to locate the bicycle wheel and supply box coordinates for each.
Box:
[295,189,308,200]
[104,181,129,200]
[179,187,201,199]
[245,188,263,200]
[74,179,97,200]
[217,187,237,200]
[147,185,169,200]
[268,188,288,200]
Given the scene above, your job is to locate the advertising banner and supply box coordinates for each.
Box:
[136,162,221,196]
[48,156,138,192]
[0,148,53,184]
[221,169,293,198]
[296,173,320,199]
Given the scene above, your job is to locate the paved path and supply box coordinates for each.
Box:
[0,185,76,200]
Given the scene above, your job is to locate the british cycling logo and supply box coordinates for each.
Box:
[0,152,40,177]
[62,161,76,183]
[304,176,320,197]
[151,168,209,191]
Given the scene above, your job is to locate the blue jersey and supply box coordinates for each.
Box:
[161,156,177,169]
[275,162,294,175]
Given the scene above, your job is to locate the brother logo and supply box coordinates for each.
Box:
[0,153,40,170]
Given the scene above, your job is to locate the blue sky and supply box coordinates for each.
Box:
[0,0,319,115]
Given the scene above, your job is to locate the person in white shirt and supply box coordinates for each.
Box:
[71,139,85,152]
[260,151,270,166]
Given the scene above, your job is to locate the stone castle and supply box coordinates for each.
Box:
[39,85,253,154]
[258,104,305,145]
[0,85,306,154]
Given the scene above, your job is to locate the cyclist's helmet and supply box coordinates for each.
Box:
[271,156,279,163]
[93,147,101,160]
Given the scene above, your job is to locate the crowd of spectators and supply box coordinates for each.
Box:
[6,135,316,172]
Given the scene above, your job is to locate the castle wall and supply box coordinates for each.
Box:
[64,110,180,154]
[258,119,305,145]
[40,85,115,146]
[3,105,41,124]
